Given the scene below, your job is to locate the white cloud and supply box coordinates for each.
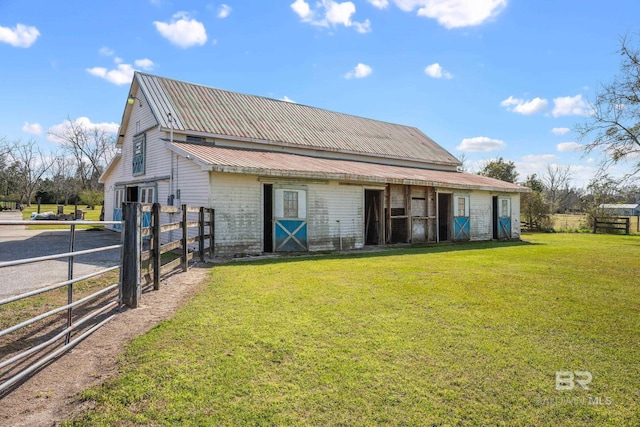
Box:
[557,142,583,152]
[424,63,452,79]
[134,58,155,70]
[99,46,115,56]
[292,0,313,19]
[457,136,506,152]
[521,154,557,163]
[218,4,232,18]
[551,127,570,135]
[47,117,119,143]
[22,122,42,135]
[392,0,506,29]
[345,63,373,79]
[552,94,588,117]
[368,0,390,8]
[281,96,296,103]
[87,63,135,86]
[500,96,548,115]
[154,12,208,48]
[291,0,371,33]
[0,23,40,48]
[87,56,156,85]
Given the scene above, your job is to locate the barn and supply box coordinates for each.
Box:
[100,72,528,257]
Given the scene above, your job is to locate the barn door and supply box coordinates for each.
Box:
[453,195,470,241]
[113,187,124,231]
[139,185,156,234]
[497,197,511,239]
[274,187,308,252]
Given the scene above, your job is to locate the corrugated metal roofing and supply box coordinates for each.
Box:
[170,142,528,192]
[136,72,460,167]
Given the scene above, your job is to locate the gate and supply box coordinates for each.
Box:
[0,219,123,394]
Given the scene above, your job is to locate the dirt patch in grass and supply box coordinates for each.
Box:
[0,263,211,427]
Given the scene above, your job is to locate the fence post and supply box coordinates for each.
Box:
[593,218,597,234]
[152,202,161,290]
[199,207,205,262]
[625,217,630,235]
[182,204,188,272]
[121,202,141,308]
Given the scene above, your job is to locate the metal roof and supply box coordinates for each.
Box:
[169,142,529,193]
[136,72,461,168]
[599,204,639,209]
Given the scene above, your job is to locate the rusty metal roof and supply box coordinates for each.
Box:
[136,72,461,168]
[169,142,528,193]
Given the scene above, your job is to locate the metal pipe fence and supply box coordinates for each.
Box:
[0,220,123,394]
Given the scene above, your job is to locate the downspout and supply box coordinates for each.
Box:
[435,190,439,243]
[168,112,174,205]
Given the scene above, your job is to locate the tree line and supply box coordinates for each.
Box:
[0,119,117,209]
[476,34,640,230]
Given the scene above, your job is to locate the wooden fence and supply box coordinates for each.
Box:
[121,203,214,308]
[593,217,630,235]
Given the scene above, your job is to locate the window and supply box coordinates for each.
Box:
[500,198,511,217]
[457,197,466,217]
[114,188,124,208]
[454,195,469,217]
[186,135,204,143]
[140,187,154,204]
[283,191,298,218]
[132,134,146,176]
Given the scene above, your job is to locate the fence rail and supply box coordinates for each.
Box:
[0,220,123,394]
[593,217,630,235]
[0,203,213,394]
[139,203,214,291]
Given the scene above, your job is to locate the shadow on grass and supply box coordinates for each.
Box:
[226,239,540,267]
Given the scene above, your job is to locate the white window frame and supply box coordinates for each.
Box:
[453,194,470,217]
[499,197,511,218]
[139,185,156,204]
[114,187,125,209]
[274,187,307,219]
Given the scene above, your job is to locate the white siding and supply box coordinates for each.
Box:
[210,172,262,256]
[469,191,493,241]
[307,181,363,251]
[511,194,521,238]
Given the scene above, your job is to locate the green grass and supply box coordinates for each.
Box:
[68,234,640,426]
[21,203,102,230]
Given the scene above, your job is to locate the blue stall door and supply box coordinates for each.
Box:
[275,219,308,252]
[453,217,470,241]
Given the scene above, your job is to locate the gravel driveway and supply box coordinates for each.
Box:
[0,211,122,297]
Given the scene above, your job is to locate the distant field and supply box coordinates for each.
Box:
[67,233,640,426]
[551,214,640,233]
[20,204,102,230]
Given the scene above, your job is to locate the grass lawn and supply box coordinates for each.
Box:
[68,233,640,426]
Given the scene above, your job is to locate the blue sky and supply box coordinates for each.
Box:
[1,0,639,187]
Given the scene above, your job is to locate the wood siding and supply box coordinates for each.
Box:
[210,172,262,256]
[307,182,363,251]
[469,191,493,241]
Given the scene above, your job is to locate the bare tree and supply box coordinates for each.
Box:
[6,139,54,206]
[48,118,117,191]
[576,34,640,179]
[543,164,572,213]
[50,154,78,204]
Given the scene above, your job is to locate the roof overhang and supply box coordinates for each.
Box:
[167,142,530,193]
